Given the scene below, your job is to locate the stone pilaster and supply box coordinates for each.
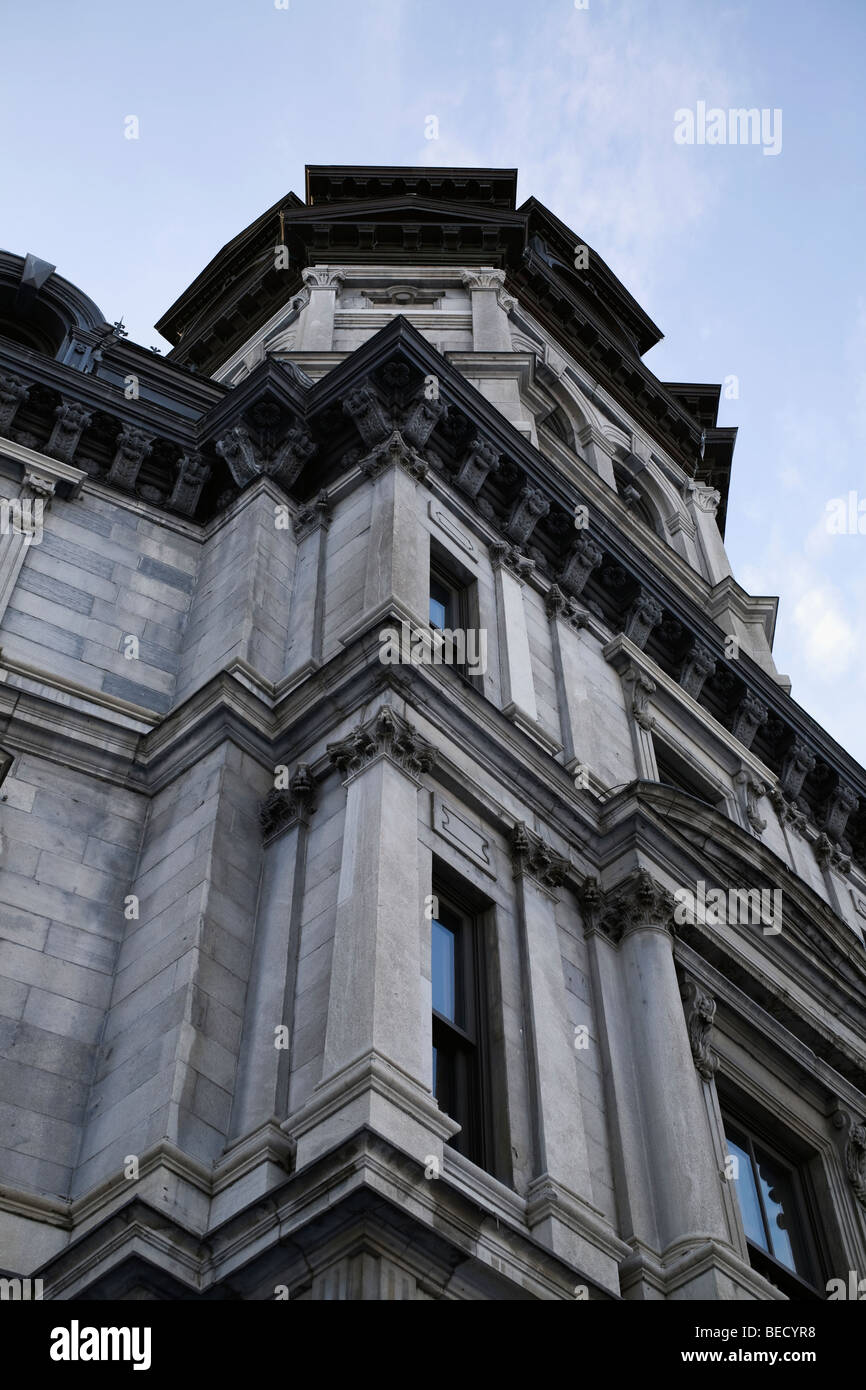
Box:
[284,492,331,680]
[296,267,344,351]
[0,456,86,624]
[229,768,316,1141]
[285,707,458,1169]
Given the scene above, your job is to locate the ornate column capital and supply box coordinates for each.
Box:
[358,429,427,482]
[301,266,345,290]
[490,539,534,581]
[680,979,719,1081]
[260,765,316,844]
[684,480,721,516]
[327,706,435,784]
[460,267,506,293]
[584,868,674,944]
[511,822,568,892]
[292,490,332,540]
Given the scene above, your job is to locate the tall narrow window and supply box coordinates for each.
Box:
[723,1115,823,1296]
[430,891,487,1167]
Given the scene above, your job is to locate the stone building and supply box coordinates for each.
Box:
[0,166,865,1301]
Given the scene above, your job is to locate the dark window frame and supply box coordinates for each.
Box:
[430,879,494,1172]
[428,540,482,691]
[722,1108,826,1299]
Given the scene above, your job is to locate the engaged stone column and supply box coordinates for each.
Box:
[512,826,620,1285]
[295,267,344,351]
[0,449,86,624]
[586,871,729,1266]
[229,767,316,1141]
[285,706,458,1169]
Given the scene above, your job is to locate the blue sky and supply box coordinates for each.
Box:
[2,0,864,764]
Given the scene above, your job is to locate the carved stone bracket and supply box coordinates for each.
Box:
[734,768,768,835]
[558,533,603,598]
[401,395,446,448]
[778,737,816,802]
[832,1106,866,1210]
[511,822,568,891]
[259,765,316,843]
[0,371,30,432]
[622,662,656,731]
[47,400,92,462]
[822,782,859,846]
[215,423,261,486]
[268,424,317,489]
[623,589,663,651]
[327,706,435,782]
[731,692,769,750]
[168,452,210,516]
[342,383,392,446]
[454,436,500,499]
[505,483,550,547]
[680,979,720,1081]
[679,641,717,701]
[107,426,154,491]
[683,480,721,516]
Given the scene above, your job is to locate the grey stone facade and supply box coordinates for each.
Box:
[0,167,865,1300]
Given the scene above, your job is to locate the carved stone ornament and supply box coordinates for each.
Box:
[832,1107,866,1210]
[489,539,533,580]
[47,400,92,462]
[545,583,589,630]
[683,481,721,515]
[622,662,656,731]
[259,765,316,843]
[358,429,427,481]
[107,426,154,491]
[0,370,30,431]
[623,589,663,651]
[400,395,446,448]
[680,979,719,1081]
[778,737,816,801]
[679,641,717,700]
[558,533,603,598]
[168,452,211,517]
[292,491,332,540]
[731,692,769,750]
[511,821,568,891]
[327,706,435,782]
[301,266,345,290]
[454,437,500,499]
[505,483,550,547]
[587,869,675,944]
[215,423,261,486]
[813,832,851,875]
[342,384,393,446]
[734,769,768,835]
[768,786,808,834]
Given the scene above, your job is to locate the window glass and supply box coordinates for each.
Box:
[429,577,451,630]
[432,917,456,1021]
[756,1147,798,1272]
[725,1131,767,1251]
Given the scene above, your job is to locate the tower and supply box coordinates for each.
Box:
[1,167,864,1300]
